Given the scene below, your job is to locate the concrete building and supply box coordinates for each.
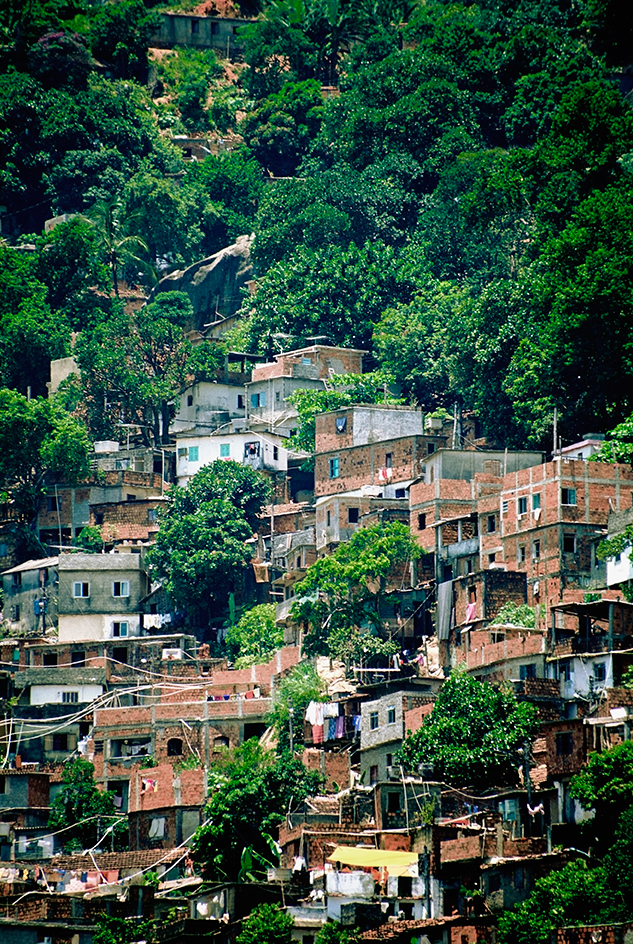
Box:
[151,12,252,57]
[1,557,58,636]
[246,344,366,438]
[57,552,151,643]
[175,428,289,486]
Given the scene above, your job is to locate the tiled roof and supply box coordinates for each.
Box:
[48,848,187,871]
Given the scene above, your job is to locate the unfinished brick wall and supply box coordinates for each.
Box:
[315,436,438,497]
[302,748,351,792]
[542,718,586,778]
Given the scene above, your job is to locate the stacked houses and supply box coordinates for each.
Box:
[0,341,632,944]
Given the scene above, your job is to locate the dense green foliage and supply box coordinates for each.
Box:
[292,521,420,660]
[191,740,322,880]
[48,758,127,852]
[226,603,283,667]
[397,667,538,788]
[267,662,326,750]
[147,461,271,626]
[236,904,294,944]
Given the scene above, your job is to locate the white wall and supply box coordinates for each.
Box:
[176,432,288,485]
[606,545,633,586]
[31,684,104,706]
[58,613,141,642]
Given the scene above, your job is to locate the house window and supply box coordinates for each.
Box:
[418,513,426,530]
[387,706,396,725]
[126,494,136,502]
[244,442,260,458]
[237,395,245,409]
[532,493,541,510]
[369,765,378,784]
[94,512,104,525]
[427,442,435,454]
[46,496,58,512]
[519,545,526,563]
[487,515,496,533]
[112,581,130,598]
[148,817,165,839]
[52,733,68,752]
[370,711,379,730]
[395,488,406,498]
[348,508,359,523]
[10,604,20,621]
[558,661,572,682]
[386,753,393,767]
[593,662,606,682]
[148,508,158,523]
[73,582,90,598]
[273,446,279,461]
[188,446,199,462]
[326,511,331,527]
[211,21,219,33]
[187,394,194,407]
[43,652,57,667]
[532,540,541,560]
[71,651,85,666]
[190,18,199,32]
[561,487,577,506]
[11,572,21,588]
[556,732,573,756]
[488,553,496,564]
[250,392,266,408]
[113,647,128,665]
[329,457,340,479]
[385,453,393,469]
[502,501,508,515]
[275,391,280,402]
[336,416,347,434]
[518,497,527,515]
[387,792,401,813]
[563,533,576,553]
[220,443,230,457]
[519,664,536,680]
[167,738,183,756]
[113,621,129,638]
[62,691,79,704]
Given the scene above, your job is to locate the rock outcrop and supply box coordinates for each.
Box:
[149,234,254,333]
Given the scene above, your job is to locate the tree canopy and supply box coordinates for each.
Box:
[292,521,420,661]
[397,667,538,788]
[48,758,127,852]
[191,740,322,881]
[147,461,271,628]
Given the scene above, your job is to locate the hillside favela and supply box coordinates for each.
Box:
[2,1,633,943]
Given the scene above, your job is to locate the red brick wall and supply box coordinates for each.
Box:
[301,748,350,792]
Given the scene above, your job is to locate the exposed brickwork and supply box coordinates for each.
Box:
[301,748,351,792]
[315,434,441,497]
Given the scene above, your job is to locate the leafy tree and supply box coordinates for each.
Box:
[89,0,158,82]
[241,79,323,176]
[236,904,293,944]
[239,5,319,99]
[267,662,326,751]
[497,860,621,944]
[93,916,153,944]
[155,47,222,132]
[179,149,264,262]
[315,924,358,944]
[0,245,70,396]
[226,603,283,667]
[87,196,149,295]
[147,461,271,628]
[0,390,90,527]
[48,758,127,852]
[396,666,538,788]
[73,525,105,553]
[238,240,421,354]
[492,602,536,628]
[74,292,223,445]
[569,740,633,850]
[292,522,420,660]
[286,371,401,458]
[192,740,322,880]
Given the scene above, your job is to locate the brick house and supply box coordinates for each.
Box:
[315,406,446,500]
[246,345,366,439]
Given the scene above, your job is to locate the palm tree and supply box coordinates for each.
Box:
[86,197,150,297]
